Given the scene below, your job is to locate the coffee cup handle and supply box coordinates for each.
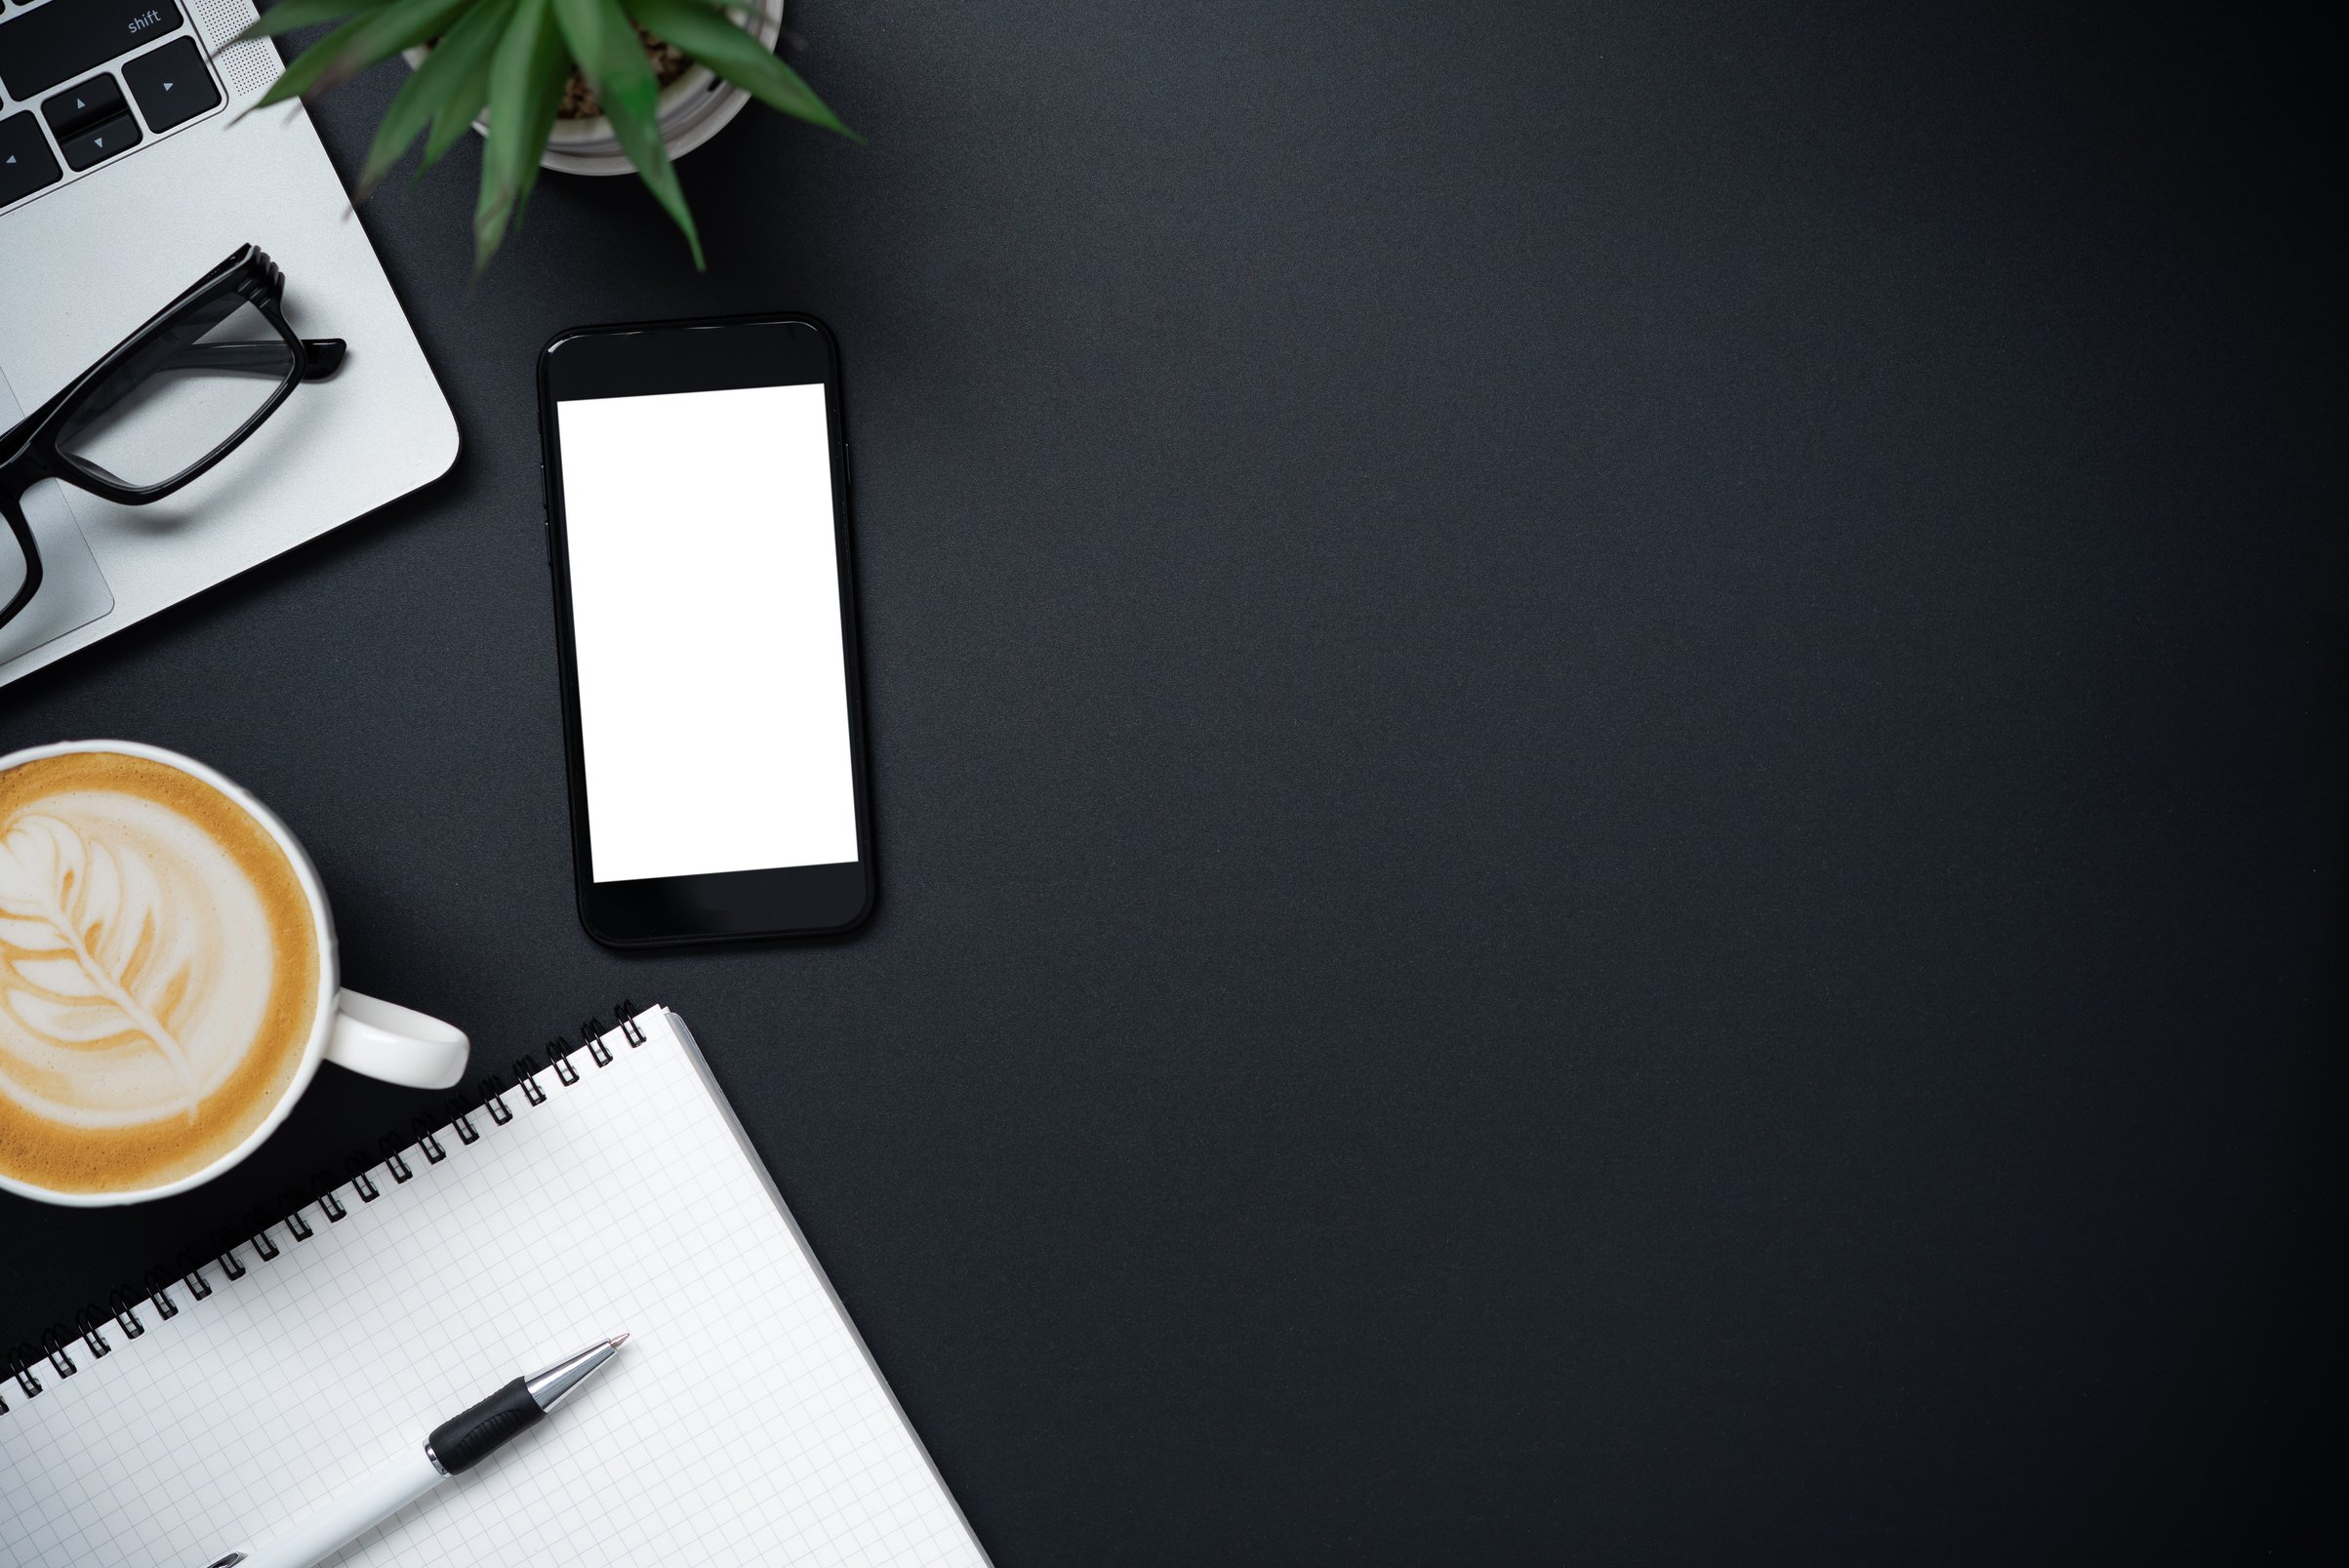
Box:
[324,991,470,1091]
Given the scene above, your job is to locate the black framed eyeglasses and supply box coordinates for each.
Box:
[0,245,344,634]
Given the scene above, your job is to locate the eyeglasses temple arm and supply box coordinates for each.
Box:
[299,339,345,380]
[147,340,345,379]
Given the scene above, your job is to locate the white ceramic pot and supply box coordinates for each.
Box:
[403,0,786,177]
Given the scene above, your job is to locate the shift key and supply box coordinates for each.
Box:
[0,1,186,101]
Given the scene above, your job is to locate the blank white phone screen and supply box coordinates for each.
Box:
[556,382,858,882]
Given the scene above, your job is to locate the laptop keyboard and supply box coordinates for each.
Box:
[0,0,227,212]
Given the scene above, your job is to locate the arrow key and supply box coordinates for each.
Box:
[40,71,125,140]
[125,37,219,133]
[1,110,64,207]
[60,108,139,171]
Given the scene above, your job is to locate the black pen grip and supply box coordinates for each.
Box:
[427,1377,545,1473]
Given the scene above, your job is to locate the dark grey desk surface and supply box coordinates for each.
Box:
[3,3,2339,1561]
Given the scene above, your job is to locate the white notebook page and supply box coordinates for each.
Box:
[0,1007,989,1568]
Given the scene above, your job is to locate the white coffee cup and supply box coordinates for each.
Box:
[0,740,469,1208]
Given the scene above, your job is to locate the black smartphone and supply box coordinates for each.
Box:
[538,314,873,945]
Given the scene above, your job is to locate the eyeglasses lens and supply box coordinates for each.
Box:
[54,298,297,491]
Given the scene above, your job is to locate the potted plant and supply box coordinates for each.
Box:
[238,0,856,273]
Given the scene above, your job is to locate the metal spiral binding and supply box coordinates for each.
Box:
[70,1312,108,1360]
[3,1342,44,1414]
[312,1172,348,1224]
[276,1189,315,1243]
[0,1003,649,1417]
[106,1288,146,1340]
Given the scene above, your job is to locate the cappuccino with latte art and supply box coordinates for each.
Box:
[0,751,321,1193]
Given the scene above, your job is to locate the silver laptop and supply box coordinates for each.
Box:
[0,0,457,687]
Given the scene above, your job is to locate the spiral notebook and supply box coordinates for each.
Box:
[0,1004,991,1568]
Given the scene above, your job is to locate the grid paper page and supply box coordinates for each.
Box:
[0,1008,989,1568]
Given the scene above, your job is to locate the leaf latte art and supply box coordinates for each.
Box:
[0,753,320,1193]
[0,799,277,1125]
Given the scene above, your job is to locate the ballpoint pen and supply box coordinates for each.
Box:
[198,1335,628,1568]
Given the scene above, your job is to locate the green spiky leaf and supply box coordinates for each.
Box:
[555,0,703,267]
[355,0,516,193]
[233,0,390,44]
[473,0,571,275]
[623,0,859,141]
[420,0,520,171]
[247,12,373,108]
[253,0,479,110]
